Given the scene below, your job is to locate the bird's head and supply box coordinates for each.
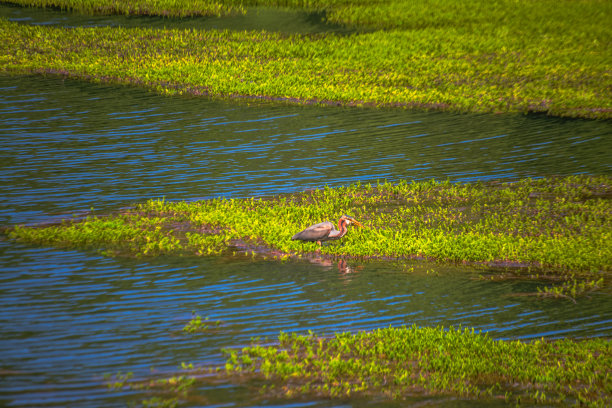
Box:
[341,214,363,228]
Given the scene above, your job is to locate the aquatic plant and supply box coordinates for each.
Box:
[1,0,610,118]
[8,213,183,257]
[182,314,221,333]
[7,175,611,296]
[227,326,611,405]
[534,278,605,303]
[105,369,195,408]
[107,326,611,406]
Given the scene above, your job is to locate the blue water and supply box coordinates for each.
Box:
[1,76,610,226]
[0,75,611,407]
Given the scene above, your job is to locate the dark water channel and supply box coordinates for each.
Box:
[0,3,352,34]
[0,73,611,408]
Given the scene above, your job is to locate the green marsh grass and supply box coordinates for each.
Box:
[108,326,611,406]
[4,0,244,17]
[7,176,611,297]
[226,326,611,405]
[182,314,221,333]
[1,0,611,117]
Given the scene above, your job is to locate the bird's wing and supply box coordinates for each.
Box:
[327,229,343,239]
[291,221,333,241]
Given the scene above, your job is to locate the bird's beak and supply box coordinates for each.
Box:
[351,219,363,228]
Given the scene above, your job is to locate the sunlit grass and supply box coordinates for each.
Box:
[4,0,244,17]
[1,0,610,117]
[107,326,612,406]
[7,176,611,298]
[182,314,221,333]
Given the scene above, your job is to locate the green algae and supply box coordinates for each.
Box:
[108,326,611,406]
[1,0,610,118]
[7,176,611,298]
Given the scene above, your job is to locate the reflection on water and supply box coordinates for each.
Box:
[1,76,610,226]
[0,75,611,408]
[0,241,610,407]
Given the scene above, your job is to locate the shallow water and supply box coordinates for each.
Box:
[0,75,611,407]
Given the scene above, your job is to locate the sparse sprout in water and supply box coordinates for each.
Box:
[182,314,221,333]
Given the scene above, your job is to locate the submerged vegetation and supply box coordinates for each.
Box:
[1,0,611,117]
[108,326,611,407]
[7,176,611,297]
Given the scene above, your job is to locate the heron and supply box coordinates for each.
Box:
[291,215,363,246]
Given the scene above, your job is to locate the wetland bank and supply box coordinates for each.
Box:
[1,1,611,407]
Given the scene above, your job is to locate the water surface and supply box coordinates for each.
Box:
[1,75,610,226]
[0,3,351,33]
[0,75,611,408]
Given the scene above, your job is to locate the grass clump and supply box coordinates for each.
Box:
[228,327,611,405]
[182,314,221,334]
[6,176,611,296]
[8,212,184,257]
[107,326,611,406]
[1,0,611,117]
[4,0,245,17]
[224,327,611,405]
[7,175,611,270]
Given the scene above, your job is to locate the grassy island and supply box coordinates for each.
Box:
[223,327,611,405]
[1,0,611,118]
[107,326,611,407]
[7,176,611,298]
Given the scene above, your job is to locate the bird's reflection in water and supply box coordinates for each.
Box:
[305,256,357,280]
[336,259,352,274]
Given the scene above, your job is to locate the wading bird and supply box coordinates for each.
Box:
[291,215,363,246]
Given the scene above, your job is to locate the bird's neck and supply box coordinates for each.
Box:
[337,219,348,237]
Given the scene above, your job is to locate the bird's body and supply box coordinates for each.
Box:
[291,215,362,246]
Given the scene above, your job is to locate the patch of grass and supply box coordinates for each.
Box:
[6,176,611,296]
[8,176,611,269]
[1,0,610,117]
[182,314,222,334]
[8,212,183,257]
[4,0,244,17]
[107,326,611,406]
[226,327,611,405]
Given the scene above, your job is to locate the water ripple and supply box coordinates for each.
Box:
[1,76,611,408]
